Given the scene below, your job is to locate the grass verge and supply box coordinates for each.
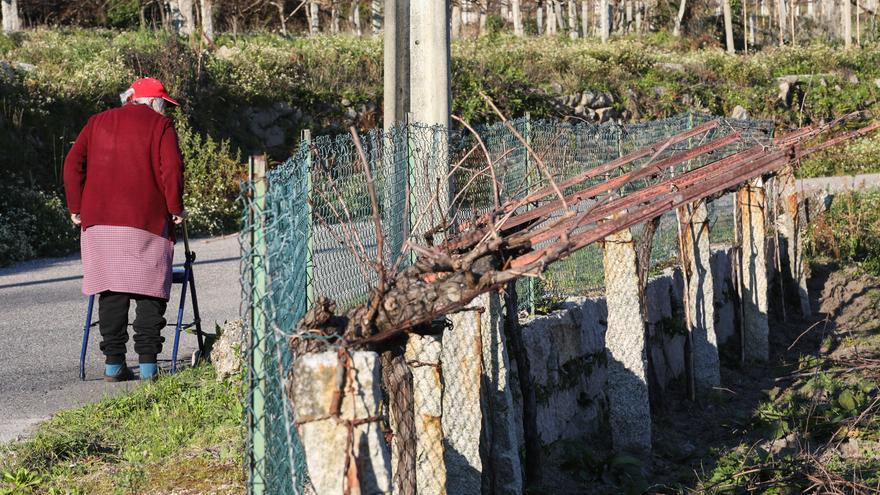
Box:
[0,366,245,495]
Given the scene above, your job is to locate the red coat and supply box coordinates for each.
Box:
[64,103,184,239]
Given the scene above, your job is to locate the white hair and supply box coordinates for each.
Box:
[132,96,167,115]
[119,87,166,115]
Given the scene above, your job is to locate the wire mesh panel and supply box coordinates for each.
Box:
[240,153,311,495]
[240,113,776,493]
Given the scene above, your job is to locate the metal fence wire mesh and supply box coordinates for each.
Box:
[239,113,773,494]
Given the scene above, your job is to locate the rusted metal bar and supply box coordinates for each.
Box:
[511,145,797,267]
[513,145,767,247]
[499,131,742,232]
[799,120,880,156]
[508,119,722,212]
[444,120,722,252]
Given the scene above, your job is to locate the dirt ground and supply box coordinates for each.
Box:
[533,263,880,494]
[646,263,880,493]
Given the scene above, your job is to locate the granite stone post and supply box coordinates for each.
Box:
[778,167,811,318]
[602,228,652,454]
[290,352,392,494]
[405,334,446,494]
[676,201,722,392]
[442,292,523,494]
[737,178,770,361]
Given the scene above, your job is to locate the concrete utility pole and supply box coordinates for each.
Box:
[2,0,22,32]
[383,0,410,129]
[410,0,451,128]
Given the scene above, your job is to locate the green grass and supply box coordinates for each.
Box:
[695,353,880,493]
[806,189,880,276]
[0,366,245,494]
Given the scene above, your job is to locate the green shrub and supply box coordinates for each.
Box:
[106,0,141,29]
[800,133,880,178]
[0,180,79,266]
[175,115,245,235]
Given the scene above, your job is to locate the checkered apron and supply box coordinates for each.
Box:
[80,225,174,300]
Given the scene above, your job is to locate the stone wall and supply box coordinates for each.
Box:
[515,247,738,451]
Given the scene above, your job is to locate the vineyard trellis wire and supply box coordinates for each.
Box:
[239,112,774,494]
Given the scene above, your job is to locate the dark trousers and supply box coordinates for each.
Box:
[98,291,167,364]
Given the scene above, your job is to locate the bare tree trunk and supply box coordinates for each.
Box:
[537,0,544,33]
[452,2,463,38]
[625,0,632,32]
[600,0,609,41]
[352,0,362,35]
[843,0,853,47]
[723,0,735,53]
[371,0,381,34]
[554,0,566,32]
[179,0,196,34]
[546,2,555,34]
[635,0,642,32]
[512,0,524,35]
[331,1,340,33]
[274,0,287,35]
[674,0,687,36]
[310,1,320,34]
[568,0,579,37]
[479,0,488,35]
[742,0,748,53]
[777,0,786,45]
[2,0,22,32]
[200,0,214,40]
[856,0,861,46]
[582,0,590,37]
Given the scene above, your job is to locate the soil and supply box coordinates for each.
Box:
[645,262,880,493]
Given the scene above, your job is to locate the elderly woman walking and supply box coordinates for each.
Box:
[64,77,185,382]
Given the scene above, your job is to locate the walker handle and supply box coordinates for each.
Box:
[181,218,193,262]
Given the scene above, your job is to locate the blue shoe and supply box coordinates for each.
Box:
[104,364,134,382]
[140,363,159,381]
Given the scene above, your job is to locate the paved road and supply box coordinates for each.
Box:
[0,235,241,442]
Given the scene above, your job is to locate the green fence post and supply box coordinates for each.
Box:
[249,155,268,495]
[303,130,314,309]
[406,112,417,265]
[524,112,537,315]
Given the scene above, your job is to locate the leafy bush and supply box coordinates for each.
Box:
[175,115,245,235]
[106,0,140,29]
[0,180,79,266]
[800,133,880,177]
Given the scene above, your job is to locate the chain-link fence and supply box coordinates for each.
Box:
[239,113,773,494]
